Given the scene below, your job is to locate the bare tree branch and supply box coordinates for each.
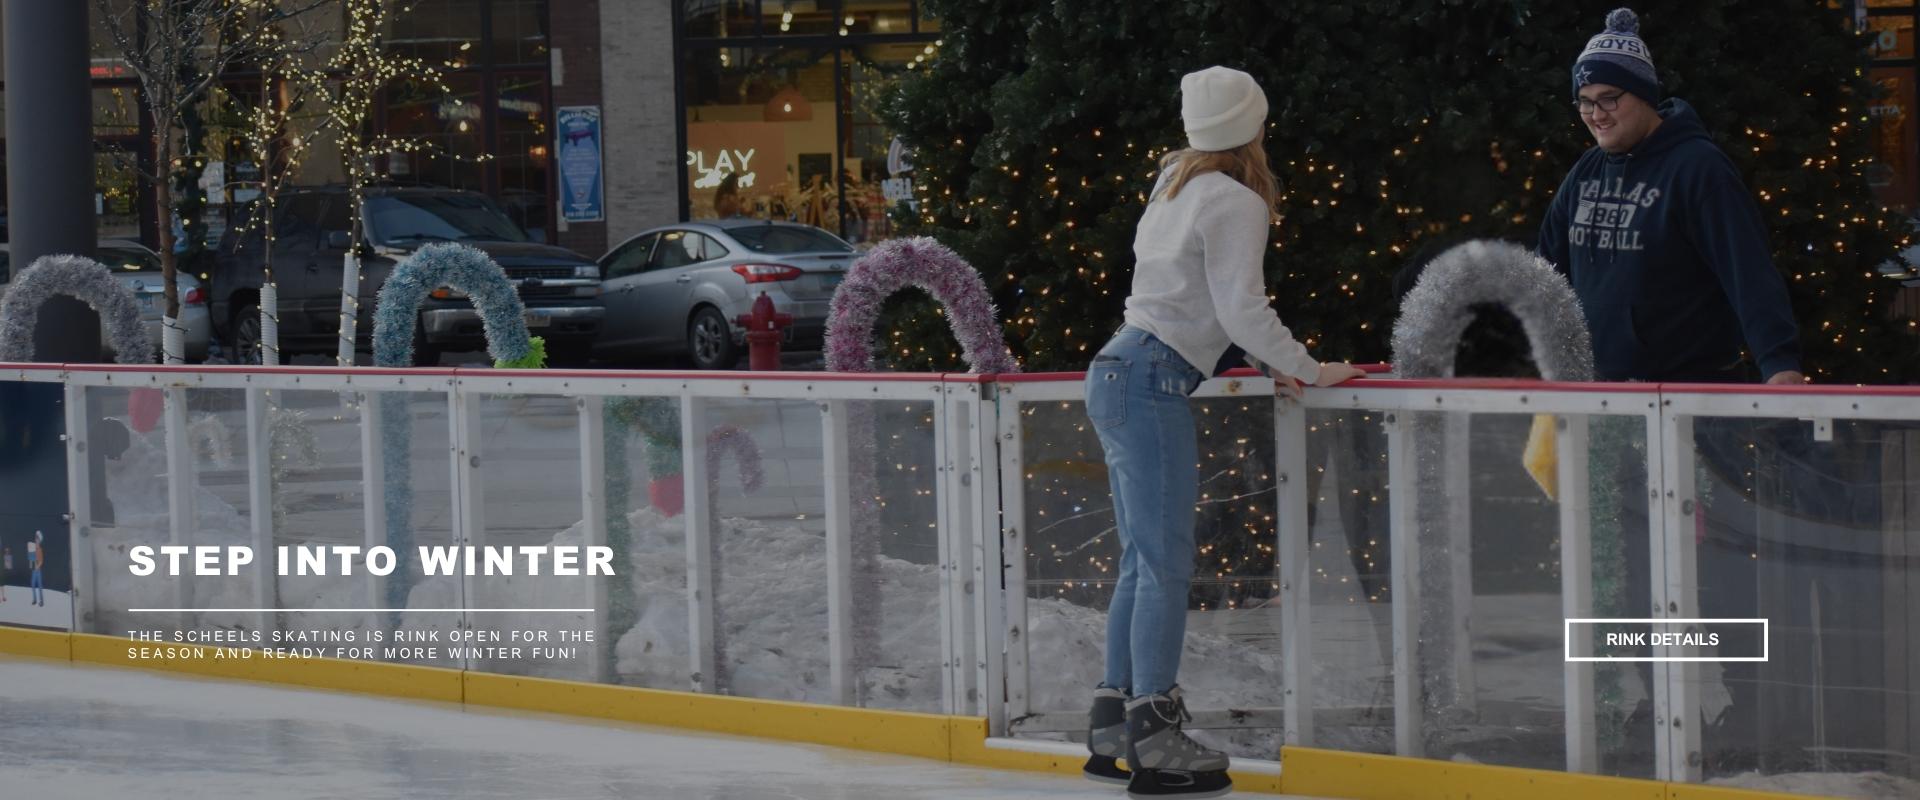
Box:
[91,0,335,360]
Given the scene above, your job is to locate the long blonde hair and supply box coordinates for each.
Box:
[1156,139,1281,221]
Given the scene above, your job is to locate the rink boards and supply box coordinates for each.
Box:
[1,625,1804,800]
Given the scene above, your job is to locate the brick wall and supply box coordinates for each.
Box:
[599,0,684,248]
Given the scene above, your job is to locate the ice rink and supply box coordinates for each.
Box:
[0,657,1328,799]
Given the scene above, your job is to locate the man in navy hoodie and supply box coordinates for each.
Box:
[1538,9,1805,386]
[1538,8,1795,772]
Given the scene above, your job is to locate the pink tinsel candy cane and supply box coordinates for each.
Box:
[706,425,765,493]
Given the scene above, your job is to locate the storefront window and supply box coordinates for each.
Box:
[1871,68,1916,210]
[388,0,486,68]
[839,44,920,245]
[95,148,143,241]
[94,86,145,241]
[496,72,551,240]
[1869,13,1915,60]
[686,0,762,38]
[89,0,139,80]
[492,0,551,67]
[843,0,914,36]
[1868,6,1919,211]
[759,0,839,37]
[383,74,489,193]
[684,45,838,226]
[681,4,938,246]
[94,86,141,137]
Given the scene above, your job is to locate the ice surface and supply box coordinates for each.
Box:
[0,656,1334,800]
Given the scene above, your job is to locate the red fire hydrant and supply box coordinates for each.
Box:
[735,292,792,371]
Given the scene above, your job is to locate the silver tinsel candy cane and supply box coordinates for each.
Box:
[1391,240,1593,382]
[1388,240,1593,740]
[0,254,155,364]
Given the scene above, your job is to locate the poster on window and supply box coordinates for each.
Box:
[556,106,605,223]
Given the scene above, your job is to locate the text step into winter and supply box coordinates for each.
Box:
[1563,618,1769,662]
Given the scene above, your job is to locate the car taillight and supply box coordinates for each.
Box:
[731,263,803,284]
[183,287,205,305]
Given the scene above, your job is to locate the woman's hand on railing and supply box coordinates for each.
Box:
[1270,361,1366,399]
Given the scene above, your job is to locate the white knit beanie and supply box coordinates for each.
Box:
[1181,67,1268,152]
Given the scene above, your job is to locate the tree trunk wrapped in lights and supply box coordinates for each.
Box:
[316,0,489,366]
[234,2,331,366]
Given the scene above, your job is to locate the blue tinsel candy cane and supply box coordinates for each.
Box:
[370,243,542,616]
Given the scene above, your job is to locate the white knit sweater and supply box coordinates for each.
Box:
[1121,171,1319,383]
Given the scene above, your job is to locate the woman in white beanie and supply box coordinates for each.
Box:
[1081,66,1363,798]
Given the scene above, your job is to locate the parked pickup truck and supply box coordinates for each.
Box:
[210,186,604,365]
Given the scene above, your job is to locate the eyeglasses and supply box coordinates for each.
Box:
[1575,93,1625,116]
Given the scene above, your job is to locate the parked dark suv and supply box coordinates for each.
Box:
[211,186,604,365]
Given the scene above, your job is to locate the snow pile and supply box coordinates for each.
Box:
[1710,770,1920,799]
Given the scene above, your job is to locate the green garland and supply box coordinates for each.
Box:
[1587,414,1637,752]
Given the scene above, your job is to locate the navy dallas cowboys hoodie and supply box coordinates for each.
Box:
[1537,99,1802,382]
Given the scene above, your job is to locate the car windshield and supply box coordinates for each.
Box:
[725,225,854,254]
[366,194,529,245]
[99,247,161,272]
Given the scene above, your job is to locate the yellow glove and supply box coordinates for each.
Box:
[1523,413,1558,501]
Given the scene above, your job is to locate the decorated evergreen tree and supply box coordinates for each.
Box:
[883,1,1917,383]
[874,4,1920,697]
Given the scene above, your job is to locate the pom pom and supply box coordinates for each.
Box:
[493,335,548,370]
[128,388,164,434]
[1605,7,1639,35]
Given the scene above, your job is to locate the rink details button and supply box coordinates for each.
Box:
[1563,618,1768,662]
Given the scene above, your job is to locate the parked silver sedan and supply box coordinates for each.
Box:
[595,220,854,369]
[0,239,213,362]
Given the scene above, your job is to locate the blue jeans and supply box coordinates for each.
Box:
[31,568,43,604]
[1085,326,1204,698]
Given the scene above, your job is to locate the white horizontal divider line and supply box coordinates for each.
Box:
[129,608,594,613]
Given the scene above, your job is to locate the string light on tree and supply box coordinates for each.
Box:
[316,0,493,367]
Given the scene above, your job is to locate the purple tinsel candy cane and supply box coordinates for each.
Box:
[821,236,1017,694]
